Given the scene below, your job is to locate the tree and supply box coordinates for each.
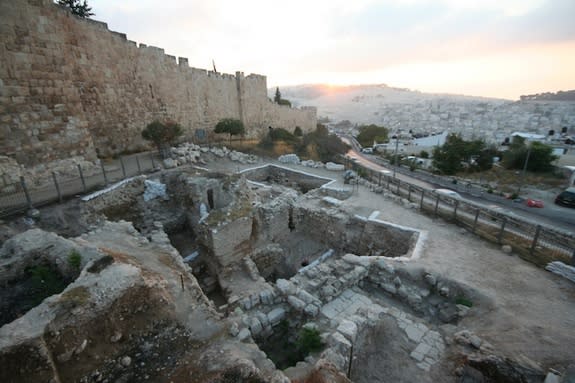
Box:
[432,134,493,175]
[356,124,389,147]
[274,87,281,103]
[297,124,349,163]
[214,118,245,145]
[502,136,558,172]
[142,120,183,159]
[57,0,94,18]
[294,126,303,137]
[419,150,429,159]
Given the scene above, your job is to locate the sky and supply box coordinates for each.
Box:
[90,0,575,100]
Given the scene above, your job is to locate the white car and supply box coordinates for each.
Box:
[361,147,373,154]
[432,188,462,199]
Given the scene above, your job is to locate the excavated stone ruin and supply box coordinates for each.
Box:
[0,164,559,383]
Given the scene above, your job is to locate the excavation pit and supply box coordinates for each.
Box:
[255,321,324,370]
[0,262,70,327]
[240,164,334,193]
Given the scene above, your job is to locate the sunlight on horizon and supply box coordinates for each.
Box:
[274,40,575,100]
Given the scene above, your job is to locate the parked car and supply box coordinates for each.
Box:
[432,188,462,199]
[526,198,544,208]
[555,187,575,208]
[361,147,373,154]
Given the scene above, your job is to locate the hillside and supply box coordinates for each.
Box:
[270,84,507,126]
[520,90,575,101]
[269,84,575,143]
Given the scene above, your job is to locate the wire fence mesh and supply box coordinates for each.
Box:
[346,159,574,266]
[0,152,160,218]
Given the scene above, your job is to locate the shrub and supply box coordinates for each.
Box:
[294,126,303,137]
[68,250,82,270]
[269,128,297,142]
[296,327,323,355]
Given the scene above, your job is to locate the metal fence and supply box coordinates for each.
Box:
[0,152,160,218]
[348,161,575,267]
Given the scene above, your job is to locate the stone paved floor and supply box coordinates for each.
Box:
[320,288,445,371]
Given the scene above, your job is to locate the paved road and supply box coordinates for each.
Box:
[342,136,575,232]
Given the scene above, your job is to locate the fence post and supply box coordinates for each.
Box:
[101,161,109,186]
[150,152,156,169]
[387,176,390,189]
[407,186,412,202]
[498,217,507,244]
[530,225,542,256]
[396,180,400,195]
[472,209,480,233]
[20,176,33,210]
[434,195,440,217]
[52,172,62,203]
[453,201,459,220]
[120,157,127,178]
[77,164,87,193]
[136,155,142,174]
[378,172,382,186]
[420,190,425,209]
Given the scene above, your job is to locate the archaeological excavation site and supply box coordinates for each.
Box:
[1,1,575,382]
[1,145,574,383]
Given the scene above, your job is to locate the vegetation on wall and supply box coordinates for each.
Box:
[274,87,292,107]
[214,118,246,145]
[56,0,94,18]
[142,120,183,159]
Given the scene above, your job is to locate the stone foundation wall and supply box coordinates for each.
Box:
[0,0,316,166]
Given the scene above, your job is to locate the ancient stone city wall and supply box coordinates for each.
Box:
[0,0,317,166]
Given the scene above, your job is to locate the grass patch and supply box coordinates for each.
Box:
[67,249,82,270]
[26,264,68,306]
[455,296,473,307]
[60,286,90,306]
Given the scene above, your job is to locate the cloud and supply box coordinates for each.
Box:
[89,0,575,98]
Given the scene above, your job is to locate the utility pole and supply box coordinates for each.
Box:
[516,143,532,195]
[393,135,399,178]
[392,122,401,178]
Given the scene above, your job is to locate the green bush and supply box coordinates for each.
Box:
[269,128,297,142]
[294,126,303,137]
